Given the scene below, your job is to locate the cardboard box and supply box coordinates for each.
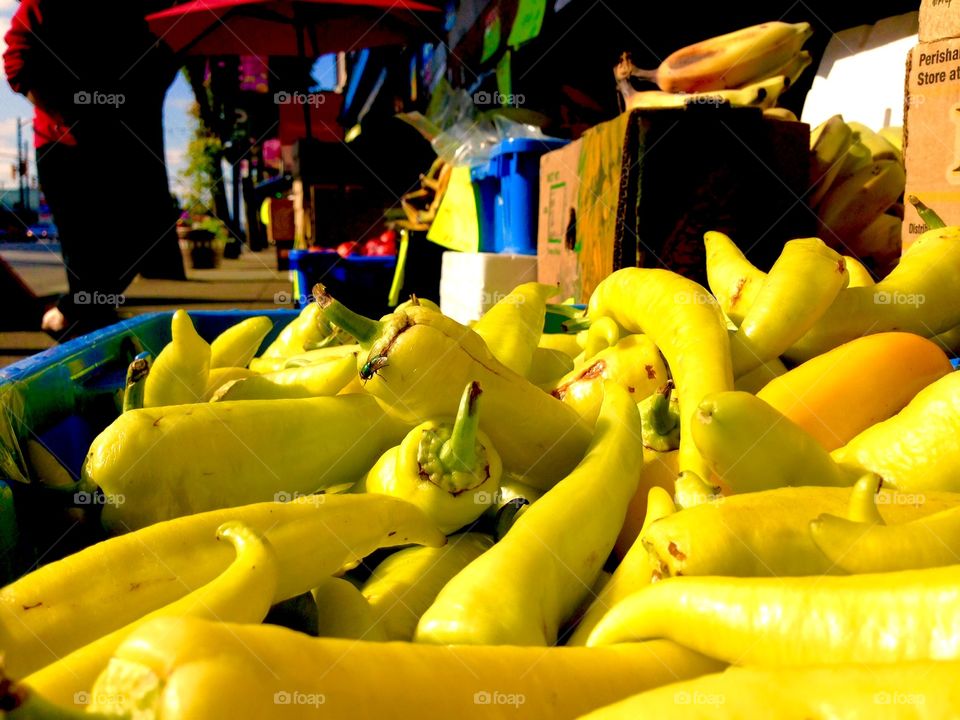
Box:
[903,36,960,250]
[536,139,583,301]
[538,107,812,302]
[920,0,960,43]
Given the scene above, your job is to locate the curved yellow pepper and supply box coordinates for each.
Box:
[587,562,960,665]
[552,335,668,426]
[58,617,721,720]
[0,494,443,678]
[312,577,384,641]
[587,268,733,479]
[785,226,960,362]
[703,231,765,326]
[249,303,332,372]
[365,382,503,534]
[22,521,278,706]
[317,287,592,491]
[142,310,211,407]
[201,366,255,401]
[728,237,848,376]
[811,501,960,575]
[844,254,875,287]
[416,384,643,646]
[472,282,557,377]
[759,332,952,451]
[209,316,273,368]
[692,391,854,492]
[361,533,494,641]
[832,370,960,492]
[732,356,786,394]
[211,352,358,400]
[580,662,960,719]
[568,486,675,646]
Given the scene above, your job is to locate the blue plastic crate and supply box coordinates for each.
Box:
[0,310,297,582]
[471,137,569,255]
[289,249,397,317]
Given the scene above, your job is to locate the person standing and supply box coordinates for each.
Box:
[4,0,185,338]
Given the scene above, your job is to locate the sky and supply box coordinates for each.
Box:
[0,0,195,204]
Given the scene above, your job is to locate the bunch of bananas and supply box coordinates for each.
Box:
[616,21,812,113]
[809,115,905,275]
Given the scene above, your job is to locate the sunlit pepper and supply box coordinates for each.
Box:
[364,382,501,534]
[472,282,556,377]
[209,316,273,368]
[211,352,358,401]
[142,310,211,407]
[316,285,591,491]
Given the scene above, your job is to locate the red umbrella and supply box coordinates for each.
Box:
[147,0,441,57]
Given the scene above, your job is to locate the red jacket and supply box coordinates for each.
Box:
[4,0,77,147]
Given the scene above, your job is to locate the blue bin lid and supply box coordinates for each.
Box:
[490,136,569,158]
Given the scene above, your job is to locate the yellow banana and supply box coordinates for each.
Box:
[808,114,854,208]
[728,237,848,376]
[847,121,901,162]
[817,160,906,246]
[626,74,791,111]
[762,107,797,121]
[650,21,812,93]
[703,231,765,326]
[879,125,903,154]
[833,138,872,184]
[853,212,902,273]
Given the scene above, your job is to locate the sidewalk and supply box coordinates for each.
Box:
[0,244,293,368]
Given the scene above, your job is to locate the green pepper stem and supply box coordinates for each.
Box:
[122,351,151,413]
[561,317,592,333]
[647,381,676,436]
[438,381,482,474]
[313,284,383,346]
[908,195,946,230]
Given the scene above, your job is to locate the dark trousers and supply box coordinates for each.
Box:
[36,139,184,323]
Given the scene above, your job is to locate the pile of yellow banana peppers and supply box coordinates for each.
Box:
[3,224,960,719]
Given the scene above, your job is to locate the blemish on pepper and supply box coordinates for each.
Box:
[644,364,656,379]
[730,277,747,306]
[668,542,687,561]
[22,601,42,611]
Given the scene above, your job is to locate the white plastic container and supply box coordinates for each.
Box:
[439,251,539,325]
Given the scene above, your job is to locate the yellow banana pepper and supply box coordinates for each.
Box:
[811,498,960,575]
[785,226,960,362]
[17,617,722,720]
[832,370,960,491]
[364,382,503,534]
[472,282,556,376]
[142,310,211,407]
[732,356,786,394]
[580,316,621,360]
[316,286,592,491]
[22,521,278,706]
[0,494,443,678]
[580,662,960,719]
[361,533,494,641]
[568,486,675,646]
[415,384,644,646]
[552,335,667,426]
[527,347,574,386]
[312,577,384,641]
[209,316,273,368]
[537,331,582,358]
[201,366,255,401]
[249,303,332,372]
[758,332,952,451]
[844,254,874,286]
[282,342,362,368]
[728,237,848,376]
[587,268,733,479]
[211,352,357,400]
[703,230,765,326]
[83,393,410,530]
[636,381,680,452]
[587,563,960,665]
[692,391,854,492]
